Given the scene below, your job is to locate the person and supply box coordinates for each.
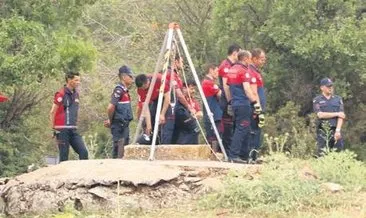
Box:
[218,44,241,153]
[248,48,267,161]
[159,54,195,144]
[226,50,258,163]
[202,63,223,152]
[313,77,345,156]
[135,73,169,144]
[174,81,202,144]
[49,71,89,162]
[104,65,134,158]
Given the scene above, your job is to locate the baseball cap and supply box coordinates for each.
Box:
[119,65,134,77]
[320,77,333,87]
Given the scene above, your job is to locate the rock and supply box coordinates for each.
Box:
[124,144,212,160]
[183,177,202,183]
[179,183,190,192]
[321,182,344,193]
[88,187,113,200]
[198,177,224,193]
[0,159,248,216]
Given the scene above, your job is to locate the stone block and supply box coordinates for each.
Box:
[124,144,212,160]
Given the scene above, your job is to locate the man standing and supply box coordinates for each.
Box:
[218,44,241,153]
[159,54,195,144]
[248,48,267,161]
[104,66,134,158]
[313,78,345,156]
[202,63,222,152]
[49,71,89,162]
[135,73,169,144]
[226,50,257,163]
[174,81,202,144]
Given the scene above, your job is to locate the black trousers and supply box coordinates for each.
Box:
[56,129,89,162]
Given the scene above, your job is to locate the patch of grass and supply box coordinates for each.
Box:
[201,153,320,213]
[201,151,366,216]
[311,150,366,190]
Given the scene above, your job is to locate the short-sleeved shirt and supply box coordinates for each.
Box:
[137,73,169,109]
[249,64,266,111]
[226,63,256,107]
[53,86,80,129]
[110,83,133,122]
[218,58,235,98]
[202,76,222,121]
[313,94,344,128]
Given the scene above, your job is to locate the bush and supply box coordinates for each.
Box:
[263,101,317,158]
[311,150,366,191]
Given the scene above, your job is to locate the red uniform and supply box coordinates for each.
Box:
[226,63,256,106]
[53,87,80,129]
[137,73,169,109]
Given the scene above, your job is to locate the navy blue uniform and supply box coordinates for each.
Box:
[313,94,344,155]
[173,100,200,144]
[248,64,266,160]
[161,70,184,144]
[218,59,235,151]
[202,76,223,149]
[110,83,133,158]
[53,86,88,162]
[226,63,256,160]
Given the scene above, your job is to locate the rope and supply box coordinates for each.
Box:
[173,37,222,162]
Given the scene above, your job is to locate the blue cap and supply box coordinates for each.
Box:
[320,77,333,86]
[119,65,134,77]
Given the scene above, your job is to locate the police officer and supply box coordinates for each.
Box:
[104,66,134,158]
[226,50,257,163]
[174,81,202,144]
[313,77,345,156]
[202,63,222,152]
[248,48,267,161]
[135,73,169,144]
[218,44,241,153]
[49,71,89,162]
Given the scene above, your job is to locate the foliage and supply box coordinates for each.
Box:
[201,151,366,215]
[263,101,317,158]
[311,150,366,190]
[201,153,320,213]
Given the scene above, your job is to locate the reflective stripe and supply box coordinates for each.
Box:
[54,125,78,129]
[118,101,130,104]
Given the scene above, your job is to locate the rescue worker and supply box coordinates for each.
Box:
[174,81,202,144]
[202,63,222,152]
[313,78,345,156]
[135,73,169,144]
[226,50,258,163]
[218,44,241,152]
[159,54,195,144]
[104,65,134,158]
[248,48,267,161]
[49,71,89,162]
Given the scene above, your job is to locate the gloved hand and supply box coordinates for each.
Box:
[253,102,262,115]
[227,101,234,116]
[258,114,265,128]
